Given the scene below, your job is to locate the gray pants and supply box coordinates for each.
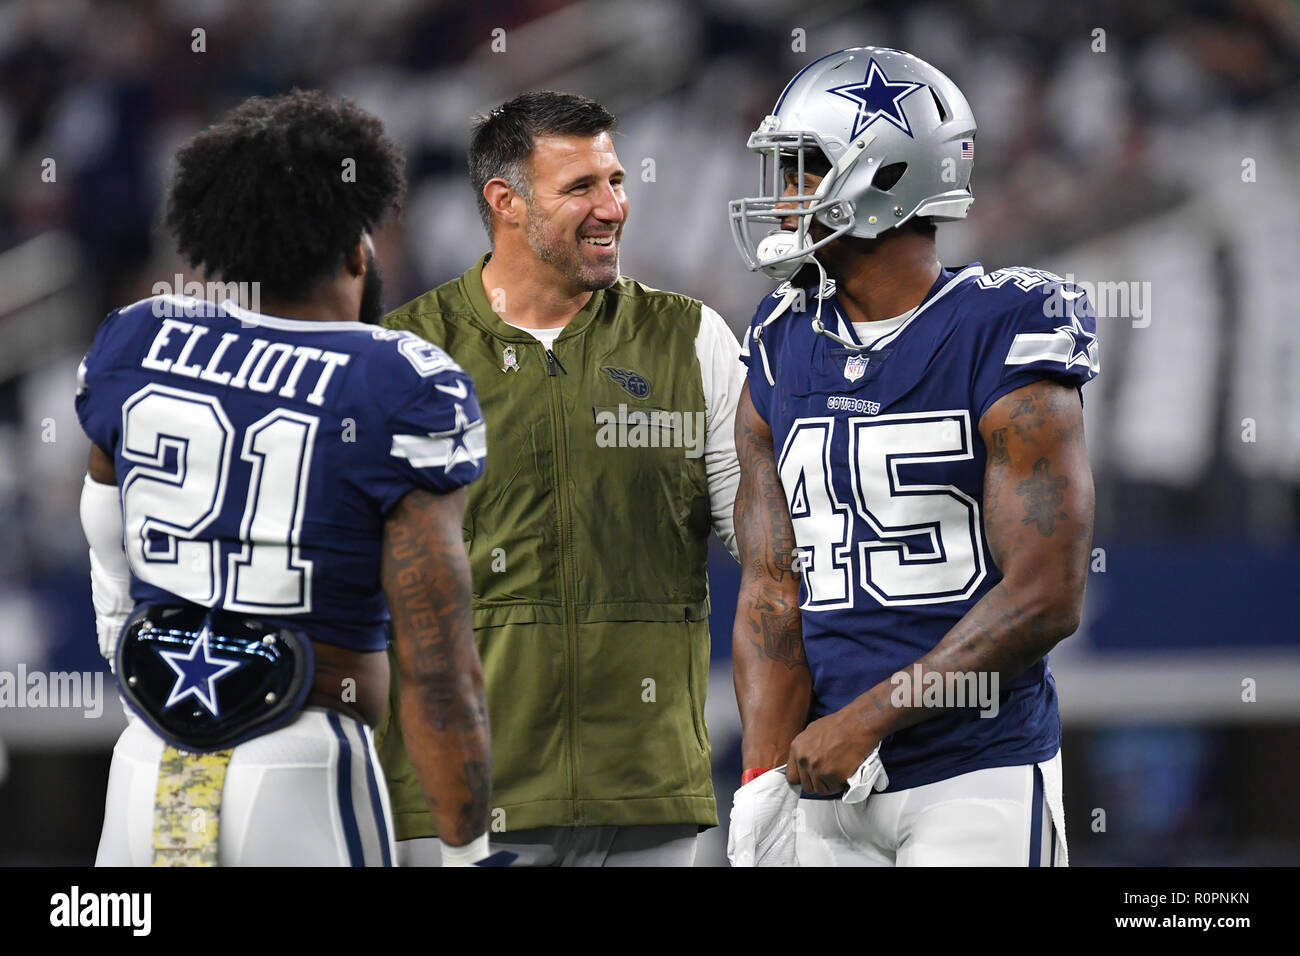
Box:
[399,825,698,867]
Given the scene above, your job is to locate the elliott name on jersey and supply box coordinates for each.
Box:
[75,295,487,656]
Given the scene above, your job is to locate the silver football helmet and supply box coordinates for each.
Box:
[730,46,976,280]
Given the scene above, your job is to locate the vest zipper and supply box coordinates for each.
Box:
[543,341,581,822]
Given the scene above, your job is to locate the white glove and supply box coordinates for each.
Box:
[81,475,132,663]
[727,767,802,867]
[842,744,889,805]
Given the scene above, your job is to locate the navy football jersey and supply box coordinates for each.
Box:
[75,295,486,652]
[740,264,1098,790]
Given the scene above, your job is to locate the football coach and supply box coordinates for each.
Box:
[375,91,744,866]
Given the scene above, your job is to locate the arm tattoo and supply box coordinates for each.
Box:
[384,488,491,841]
[752,591,806,668]
[969,381,1093,675]
[385,494,479,700]
[1016,457,1070,536]
[734,399,807,670]
[457,760,491,845]
[982,426,1012,530]
[735,408,797,582]
[1007,390,1050,442]
[731,387,812,766]
[987,426,1010,465]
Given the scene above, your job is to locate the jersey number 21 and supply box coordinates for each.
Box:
[119,383,317,613]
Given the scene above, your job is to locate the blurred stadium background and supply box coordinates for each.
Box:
[1,0,1298,866]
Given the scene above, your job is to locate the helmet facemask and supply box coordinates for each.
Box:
[728,124,867,281]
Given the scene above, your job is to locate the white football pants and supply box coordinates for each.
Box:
[96,707,395,866]
[795,751,1067,866]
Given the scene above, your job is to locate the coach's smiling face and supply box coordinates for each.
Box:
[518,132,628,291]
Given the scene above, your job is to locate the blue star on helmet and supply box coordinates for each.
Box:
[1054,310,1099,371]
[157,624,244,716]
[827,58,926,140]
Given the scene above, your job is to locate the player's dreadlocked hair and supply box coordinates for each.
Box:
[468,91,616,235]
[166,89,405,299]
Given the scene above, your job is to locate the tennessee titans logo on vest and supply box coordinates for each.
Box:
[827,57,925,139]
[603,366,651,399]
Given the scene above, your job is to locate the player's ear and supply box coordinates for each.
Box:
[344,236,368,278]
[483,178,522,230]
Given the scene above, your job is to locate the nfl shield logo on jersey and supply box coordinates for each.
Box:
[844,354,869,382]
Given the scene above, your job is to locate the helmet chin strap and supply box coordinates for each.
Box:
[805,252,864,351]
[804,134,876,351]
[750,250,865,387]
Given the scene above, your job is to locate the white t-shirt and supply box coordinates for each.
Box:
[850,308,915,347]
[502,321,563,351]
[503,307,744,560]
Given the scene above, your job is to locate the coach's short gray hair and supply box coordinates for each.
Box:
[468,91,616,236]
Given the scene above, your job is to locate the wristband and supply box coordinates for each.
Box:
[441,832,490,866]
[741,767,771,786]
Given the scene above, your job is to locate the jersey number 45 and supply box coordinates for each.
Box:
[779,411,987,608]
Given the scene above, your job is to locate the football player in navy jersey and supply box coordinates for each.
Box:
[728,47,1097,865]
[77,91,495,866]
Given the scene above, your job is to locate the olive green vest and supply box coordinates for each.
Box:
[375,255,717,837]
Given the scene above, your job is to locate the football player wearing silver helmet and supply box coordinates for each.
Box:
[729,47,1099,866]
[730,46,974,282]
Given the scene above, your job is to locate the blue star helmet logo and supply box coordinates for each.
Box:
[827,58,926,140]
[157,624,245,716]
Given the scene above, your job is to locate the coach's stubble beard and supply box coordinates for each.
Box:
[525,206,621,291]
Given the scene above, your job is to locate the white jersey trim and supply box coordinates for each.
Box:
[1005,332,1100,374]
[389,423,488,471]
[218,298,372,332]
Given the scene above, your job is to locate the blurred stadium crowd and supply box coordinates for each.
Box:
[1,0,1298,864]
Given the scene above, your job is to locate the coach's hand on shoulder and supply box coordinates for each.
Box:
[785,707,881,795]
